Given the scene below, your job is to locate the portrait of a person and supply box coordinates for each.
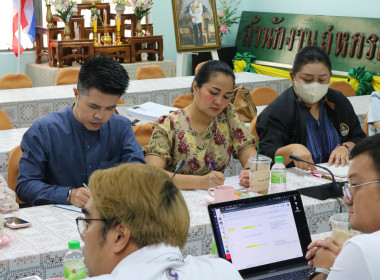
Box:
[189,0,203,46]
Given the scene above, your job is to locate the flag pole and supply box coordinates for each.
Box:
[17,0,21,73]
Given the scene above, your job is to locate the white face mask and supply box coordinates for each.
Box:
[293,81,330,104]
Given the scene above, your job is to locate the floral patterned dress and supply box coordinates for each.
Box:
[144,103,255,174]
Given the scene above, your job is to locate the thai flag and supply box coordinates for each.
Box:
[12,0,36,57]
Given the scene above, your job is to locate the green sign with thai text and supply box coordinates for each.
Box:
[235,11,380,74]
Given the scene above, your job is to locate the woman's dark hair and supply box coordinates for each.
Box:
[192,60,235,93]
[292,46,332,75]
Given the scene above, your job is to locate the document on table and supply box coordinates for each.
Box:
[316,163,350,177]
[125,102,178,121]
[54,204,82,213]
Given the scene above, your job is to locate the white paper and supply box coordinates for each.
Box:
[125,102,178,121]
[223,176,246,190]
[316,163,350,177]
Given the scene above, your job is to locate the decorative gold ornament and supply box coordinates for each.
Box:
[135,19,142,37]
[63,22,71,41]
[46,4,54,28]
[82,0,101,3]
[101,35,112,46]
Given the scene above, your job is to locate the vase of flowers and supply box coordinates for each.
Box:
[127,0,153,37]
[217,0,241,43]
[113,0,127,17]
[52,0,76,22]
[52,0,76,40]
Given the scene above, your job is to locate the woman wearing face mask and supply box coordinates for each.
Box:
[256,46,366,171]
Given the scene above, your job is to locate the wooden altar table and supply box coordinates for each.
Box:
[49,39,94,68]
[128,35,164,63]
[94,44,131,63]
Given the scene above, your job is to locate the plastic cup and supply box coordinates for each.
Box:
[329,212,360,247]
[248,154,272,194]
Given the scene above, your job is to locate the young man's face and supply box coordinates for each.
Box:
[73,88,120,131]
[81,197,114,277]
[344,153,380,233]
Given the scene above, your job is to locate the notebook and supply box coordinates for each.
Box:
[208,190,312,279]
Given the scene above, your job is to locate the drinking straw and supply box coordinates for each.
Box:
[256,141,260,171]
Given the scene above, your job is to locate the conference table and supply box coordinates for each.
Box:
[0,168,345,279]
[0,72,291,128]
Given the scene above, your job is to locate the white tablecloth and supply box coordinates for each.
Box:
[0,164,346,279]
[0,128,28,179]
[26,60,177,87]
[0,72,290,128]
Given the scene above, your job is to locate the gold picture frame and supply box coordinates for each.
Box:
[171,0,221,52]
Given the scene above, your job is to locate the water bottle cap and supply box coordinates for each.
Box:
[275,156,283,163]
[68,240,80,249]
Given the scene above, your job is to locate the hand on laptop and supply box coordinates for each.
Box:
[306,237,341,268]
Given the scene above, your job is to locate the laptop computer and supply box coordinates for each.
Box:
[208,190,312,280]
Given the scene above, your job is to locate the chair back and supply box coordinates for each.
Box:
[55,68,80,85]
[195,61,207,74]
[7,145,25,204]
[171,93,194,109]
[329,81,356,97]
[249,116,259,148]
[133,122,154,146]
[0,73,33,89]
[250,87,279,106]
[0,110,13,130]
[364,112,369,136]
[136,65,165,80]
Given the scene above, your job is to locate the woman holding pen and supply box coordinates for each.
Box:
[144,61,257,190]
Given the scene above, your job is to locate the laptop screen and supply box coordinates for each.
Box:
[208,190,311,278]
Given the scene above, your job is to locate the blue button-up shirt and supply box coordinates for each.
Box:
[17,105,145,205]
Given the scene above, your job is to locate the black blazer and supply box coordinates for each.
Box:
[256,86,366,167]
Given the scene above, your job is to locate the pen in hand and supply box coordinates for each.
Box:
[83,183,89,190]
[209,160,217,171]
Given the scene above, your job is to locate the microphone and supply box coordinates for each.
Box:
[171,159,185,180]
[289,155,344,200]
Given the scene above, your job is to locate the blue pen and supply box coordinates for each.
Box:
[209,160,217,171]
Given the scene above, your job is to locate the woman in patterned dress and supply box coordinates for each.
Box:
[144,60,256,190]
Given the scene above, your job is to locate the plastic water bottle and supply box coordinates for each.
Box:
[63,240,86,280]
[271,156,287,193]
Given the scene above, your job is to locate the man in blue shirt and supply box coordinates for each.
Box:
[16,56,145,207]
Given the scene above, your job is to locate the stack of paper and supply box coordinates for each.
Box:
[125,102,178,121]
[316,163,349,177]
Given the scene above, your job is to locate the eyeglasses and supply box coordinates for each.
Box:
[75,217,107,237]
[342,180,380,201]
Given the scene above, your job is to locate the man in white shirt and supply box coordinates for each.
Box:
[77,163,242,279]
[306,134,380,279]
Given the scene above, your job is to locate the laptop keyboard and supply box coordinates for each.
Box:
[259,268,310,280]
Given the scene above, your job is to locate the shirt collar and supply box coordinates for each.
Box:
[112,243,183,272]
[67,104,87,133]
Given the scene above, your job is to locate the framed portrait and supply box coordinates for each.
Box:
[171,0,221,52]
